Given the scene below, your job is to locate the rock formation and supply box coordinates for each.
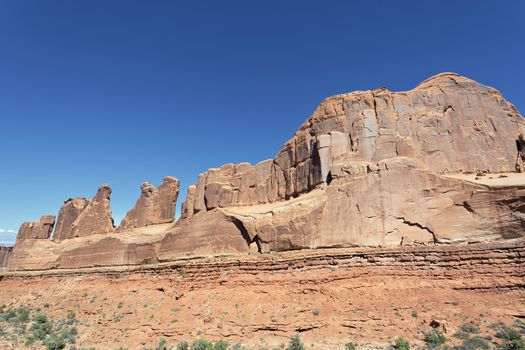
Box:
[162,72,525,257]
[52,198,90,241]
[182,73,524,216]
[0,245,13,268]
[5,73,525,271]
[15,215,56,241]
[52,184,115,240]
[117,176,180,232]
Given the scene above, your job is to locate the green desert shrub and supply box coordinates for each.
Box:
[3,309,16,322]
[177,341,189,350]
[30,313,52,340]
[43,333,67,350]
[495,326,525,350]
[16,307,30,324]
[191,338,214,350]
[287,334,305,350]
[424,328,446,348]
[214,340,228,350]
[345,342,357,350]
[392,337,410,350]
[454,336,489,350]
[460,323,481,334]
[155,338,168,350]
[42,324,77,350]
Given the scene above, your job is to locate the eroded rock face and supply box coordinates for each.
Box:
[117,176,180,232]
[15,215,56,241]
[173,73,525,254]
[181,161,273,218]
[52,184,115,240]
[6,73,525,271]
[0,246,13,268]
[182,73,525,217]
[52,198,90,241]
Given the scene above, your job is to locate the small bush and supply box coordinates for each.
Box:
[4,309,16,322]
[214,340,228,350]
[287,334,305,350]
[191,338,214,350]
[460,323,481,334]
[392,337,410,350]
[43,333,67,350]
[312,308,320,316]
[31,313,52,340]
[495,326,525,350]
[454,336,489,350]
[345,342,357,350]
[424,328,446,347]
[454,331,471,341]
[177,341,189,350]
[156,338,168,350]
[16,307,30,324]
[231,344,248,350]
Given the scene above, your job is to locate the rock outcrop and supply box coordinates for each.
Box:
[52,198,90,241]
[6,73,525,271]
[0,246,13,268]
[165,73,525,257]
[52,184,114,240]
[182,73,524,216]
[15,215,56,241]
[117,176,180,232]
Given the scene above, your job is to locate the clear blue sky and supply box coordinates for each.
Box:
[0,1,524,244]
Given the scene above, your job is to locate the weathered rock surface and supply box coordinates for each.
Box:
[117,176,180,232]
[52,198,90,241]
[15,215,56,241]
[6,224,171,270]
[182,73,525,216]
[6,73,525,271]
[0,245,13,268]
[171,73,525,255]
[53,184,115,240]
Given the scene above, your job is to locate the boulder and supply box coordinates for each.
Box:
[117,176,180,231]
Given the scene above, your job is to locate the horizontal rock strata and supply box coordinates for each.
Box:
[2,241,523,292]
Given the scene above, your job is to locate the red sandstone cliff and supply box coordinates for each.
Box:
[7,73,525,271]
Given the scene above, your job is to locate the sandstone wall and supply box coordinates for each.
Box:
[182,73,525,217]
[6,73,525,271]
[117,176,180,232]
